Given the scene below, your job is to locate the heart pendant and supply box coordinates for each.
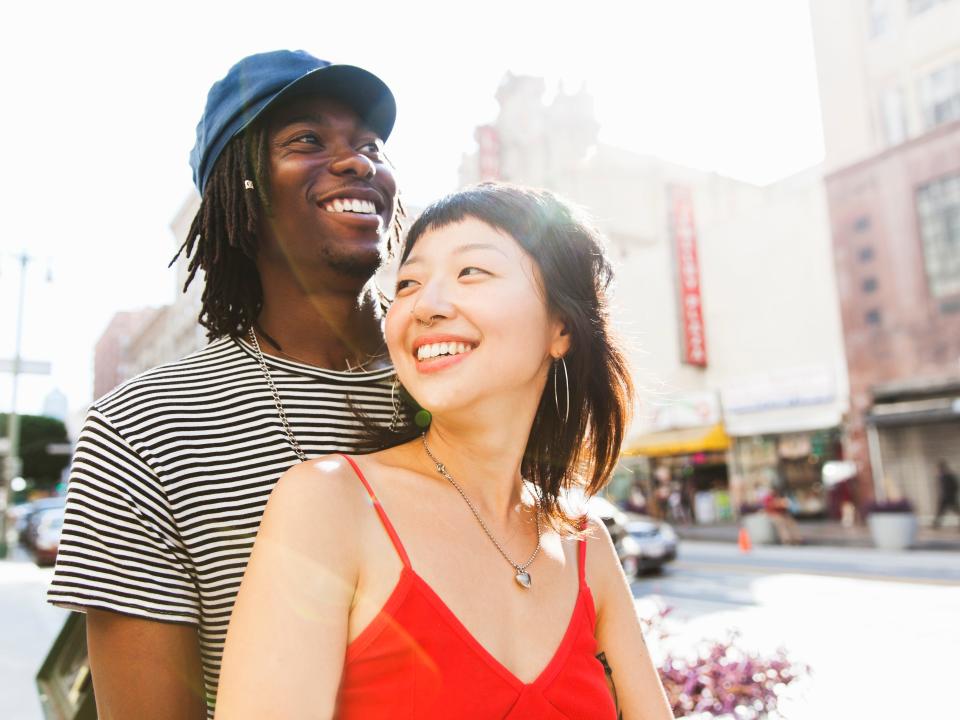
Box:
[515,571,532,589]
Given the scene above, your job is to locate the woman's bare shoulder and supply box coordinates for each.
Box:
[272,453,370,500]
[259,454,372,551]
[580,515,627,610]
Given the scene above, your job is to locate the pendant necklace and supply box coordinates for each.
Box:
[248,327,307,462]
[422,435,541,589]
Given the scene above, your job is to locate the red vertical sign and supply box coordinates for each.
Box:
[476,125,500,181]
[670,186,708,367]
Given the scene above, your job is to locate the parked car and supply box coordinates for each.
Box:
[33,507,64,567]
[20,497,66,550]
[623,512,678,572]
[5,503,35,542]
[583,496,678,576]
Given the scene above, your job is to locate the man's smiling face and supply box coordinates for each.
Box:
[257,95,398,282]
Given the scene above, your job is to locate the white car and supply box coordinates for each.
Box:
[579,494,678,576]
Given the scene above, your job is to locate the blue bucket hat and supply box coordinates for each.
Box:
[190,49,396,194]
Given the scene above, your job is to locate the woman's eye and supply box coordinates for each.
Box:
[395,278,418,292]
[458,266,488,278]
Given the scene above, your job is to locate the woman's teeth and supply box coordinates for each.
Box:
[322,198,377,214]
[416,342,473,361]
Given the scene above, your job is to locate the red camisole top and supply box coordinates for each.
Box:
[335,455,618,720]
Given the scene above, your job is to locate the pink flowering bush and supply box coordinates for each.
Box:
[641,608,810,719]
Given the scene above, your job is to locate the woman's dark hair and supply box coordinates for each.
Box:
[381,182,634,531]
[172,127,405,340]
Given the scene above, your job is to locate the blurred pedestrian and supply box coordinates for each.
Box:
[764,489,803,545]
[652,465,671,520]
[933,460,959,529]
[625,483,648,514]
[668,481,691,524]
[47,49,400,720]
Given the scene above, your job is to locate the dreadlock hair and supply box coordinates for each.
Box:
[171,128,406,340]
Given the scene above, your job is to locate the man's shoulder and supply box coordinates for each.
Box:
[92,337,249,415]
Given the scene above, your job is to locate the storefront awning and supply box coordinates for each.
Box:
[623,423,730,457]
[868,396,960,426]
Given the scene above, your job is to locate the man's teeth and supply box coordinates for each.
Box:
[322,198,377,214]
[416,342,473,361]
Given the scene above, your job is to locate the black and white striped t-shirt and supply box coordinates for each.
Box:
[48,337,394,715]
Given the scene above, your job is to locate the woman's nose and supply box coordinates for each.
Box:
[412,279,455,324]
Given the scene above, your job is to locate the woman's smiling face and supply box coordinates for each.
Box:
[386,217,569,419]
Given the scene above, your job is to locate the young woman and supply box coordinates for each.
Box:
[216,184,673,719]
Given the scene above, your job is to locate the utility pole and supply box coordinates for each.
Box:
[1,253,31,557]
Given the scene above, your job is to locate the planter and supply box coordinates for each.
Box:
[868,512,918,550]
[742,512,779,545]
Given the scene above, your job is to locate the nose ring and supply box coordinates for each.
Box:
[411,309,436,328]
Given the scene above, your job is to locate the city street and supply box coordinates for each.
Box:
[2,541,959,719]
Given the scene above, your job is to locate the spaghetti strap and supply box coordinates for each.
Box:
[339,454,411,568]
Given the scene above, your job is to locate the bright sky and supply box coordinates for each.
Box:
[0,0,824,420]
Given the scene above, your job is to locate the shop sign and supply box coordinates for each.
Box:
[669,186,707,367]
[722,365,836,414]
[649,390,721,430]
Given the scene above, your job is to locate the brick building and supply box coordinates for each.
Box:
[825,121,960,517]
[811,0,960,518]
[92,308,159,400]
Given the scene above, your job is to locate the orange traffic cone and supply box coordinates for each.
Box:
[738,527,753,553]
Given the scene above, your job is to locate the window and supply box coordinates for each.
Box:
[868,0,889,37]
[941,298,960,314]
[865,309,882,325]
[909,0,949,15]
[880,87,907,145]
[917,173,960,298]
[863,277,878,293]
[919,61,960,130]
[858,246,875,262]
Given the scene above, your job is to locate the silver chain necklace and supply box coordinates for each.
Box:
[422,435,541,589]
[248,327,307,463]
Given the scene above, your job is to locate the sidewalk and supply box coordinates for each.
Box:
[675,519,960,551]
[0,553,67,720]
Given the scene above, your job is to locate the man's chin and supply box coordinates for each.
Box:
[325,250,385,281]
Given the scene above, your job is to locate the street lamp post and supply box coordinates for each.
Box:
[1,253,30,558]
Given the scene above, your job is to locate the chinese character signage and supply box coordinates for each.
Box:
[670,186,708,367]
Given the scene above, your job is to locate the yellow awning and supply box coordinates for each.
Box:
[624,423,731,457]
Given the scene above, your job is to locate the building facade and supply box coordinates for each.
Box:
[92,308,159,400]
[810,0,960,520]
[93,194,206,395]
[124,194,207,378]
[460,74,850,522]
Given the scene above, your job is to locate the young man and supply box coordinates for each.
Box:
[47,49,400,719]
